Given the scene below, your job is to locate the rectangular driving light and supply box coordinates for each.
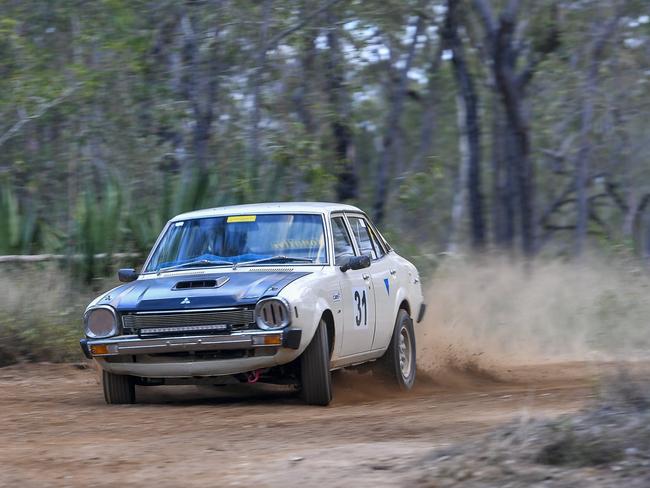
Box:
[139,324,229,334]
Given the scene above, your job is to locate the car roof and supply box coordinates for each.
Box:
[171,202,365,222]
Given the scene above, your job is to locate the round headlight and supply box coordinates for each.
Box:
[255,298,291,330]
[84,306,119,338]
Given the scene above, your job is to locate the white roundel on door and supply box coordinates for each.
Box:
[351,286,369,329]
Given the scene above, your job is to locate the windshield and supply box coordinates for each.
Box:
[145,213,328,273]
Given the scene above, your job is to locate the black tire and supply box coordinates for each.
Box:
[377,309,416,390]
[300,320,332,406]
[102,370,136,405]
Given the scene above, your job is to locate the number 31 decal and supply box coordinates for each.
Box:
[352,287,368,328]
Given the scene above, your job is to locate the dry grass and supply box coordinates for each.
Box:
[411,367,650,487]
[416,256,650,376]
[0,266,98,365]
[411,256,650,486]
[3,254,650,371]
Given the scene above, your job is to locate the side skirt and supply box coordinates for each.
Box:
[330,348,386,370]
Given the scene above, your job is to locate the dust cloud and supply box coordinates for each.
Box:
[416,256,650,379]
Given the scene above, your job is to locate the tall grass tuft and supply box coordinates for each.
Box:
[0,267,95,366]
[73,180,123,281]
[126,170,215,255]
[0,178,40,254]
[0,170,220,281]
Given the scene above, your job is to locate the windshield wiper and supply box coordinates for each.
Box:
[157,259,234,274]
[234,255,314,268]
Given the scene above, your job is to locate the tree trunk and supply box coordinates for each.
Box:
[180,3,223,178]
[373,14,425,225]
[495,28,534,254]
[575,15,620,256]
[473,0,535,255]
[408,37,443,174]
[633,194,650,260]
[290,1,318,198]
[249,0,273,185]
[292,6,317,136]
[574,83,593,256]
[447,93,471,254]
[324,6,357,202]
[446,0,486,249]
[491,96,515,248]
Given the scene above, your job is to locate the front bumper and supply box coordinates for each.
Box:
[80,328,302,359]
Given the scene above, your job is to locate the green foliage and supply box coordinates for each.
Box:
[0,0,647,276]
[528,1,561,55]
[126,170,215,254]
[72,180,123,280]
[0,178,39,254]
[0,170,222,281]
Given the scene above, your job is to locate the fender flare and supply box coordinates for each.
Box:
[393,286,410,321]
[300,296,337,354]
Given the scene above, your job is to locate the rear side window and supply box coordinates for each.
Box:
[331,217,355,266]
[348,216,384,260]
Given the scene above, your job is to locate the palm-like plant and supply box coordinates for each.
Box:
[0,178,39,255]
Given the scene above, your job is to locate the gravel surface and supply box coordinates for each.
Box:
[0,362,614,487]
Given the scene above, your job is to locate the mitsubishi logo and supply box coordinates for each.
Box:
[181,297,191,305]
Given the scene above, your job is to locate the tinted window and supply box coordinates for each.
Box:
[331,217,355,266]
[348,216,381,260]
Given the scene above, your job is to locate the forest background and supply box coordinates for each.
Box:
[0,0,648,364]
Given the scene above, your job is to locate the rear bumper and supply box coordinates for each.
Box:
[80,328,302,359]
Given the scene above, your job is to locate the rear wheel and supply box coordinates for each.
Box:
[102,370,135,404]
[377,309,416,390]
[300,320,332,406]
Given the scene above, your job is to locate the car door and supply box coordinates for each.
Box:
[331,214,377,356]
[346,214,396,351]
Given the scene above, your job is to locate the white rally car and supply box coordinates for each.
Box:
[80,203,425,405]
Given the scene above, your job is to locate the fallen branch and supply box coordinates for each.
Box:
[265,0,343,52]
[0,84,79,149]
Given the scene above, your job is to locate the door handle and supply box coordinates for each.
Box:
[362,273,370,281]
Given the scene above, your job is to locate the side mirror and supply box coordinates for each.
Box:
[339,255,371,272]
[118,268,139,283]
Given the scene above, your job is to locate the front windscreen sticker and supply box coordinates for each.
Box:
[174,221,184,227]
[227,215,257,223]
[272,239,320,250]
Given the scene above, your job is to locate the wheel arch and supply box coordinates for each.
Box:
[398,299,411,316]
[393,283,411,321]
[320,309,335,358]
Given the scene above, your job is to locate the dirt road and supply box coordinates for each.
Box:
[0,362,607,487]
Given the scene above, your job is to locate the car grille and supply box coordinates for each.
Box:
[121,308,255,335]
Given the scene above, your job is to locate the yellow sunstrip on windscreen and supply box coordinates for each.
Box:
[227,215,257,223]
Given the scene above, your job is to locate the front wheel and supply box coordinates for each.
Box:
[300,321,332,406]
[102,370,135,404]
[377,309,416,390]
